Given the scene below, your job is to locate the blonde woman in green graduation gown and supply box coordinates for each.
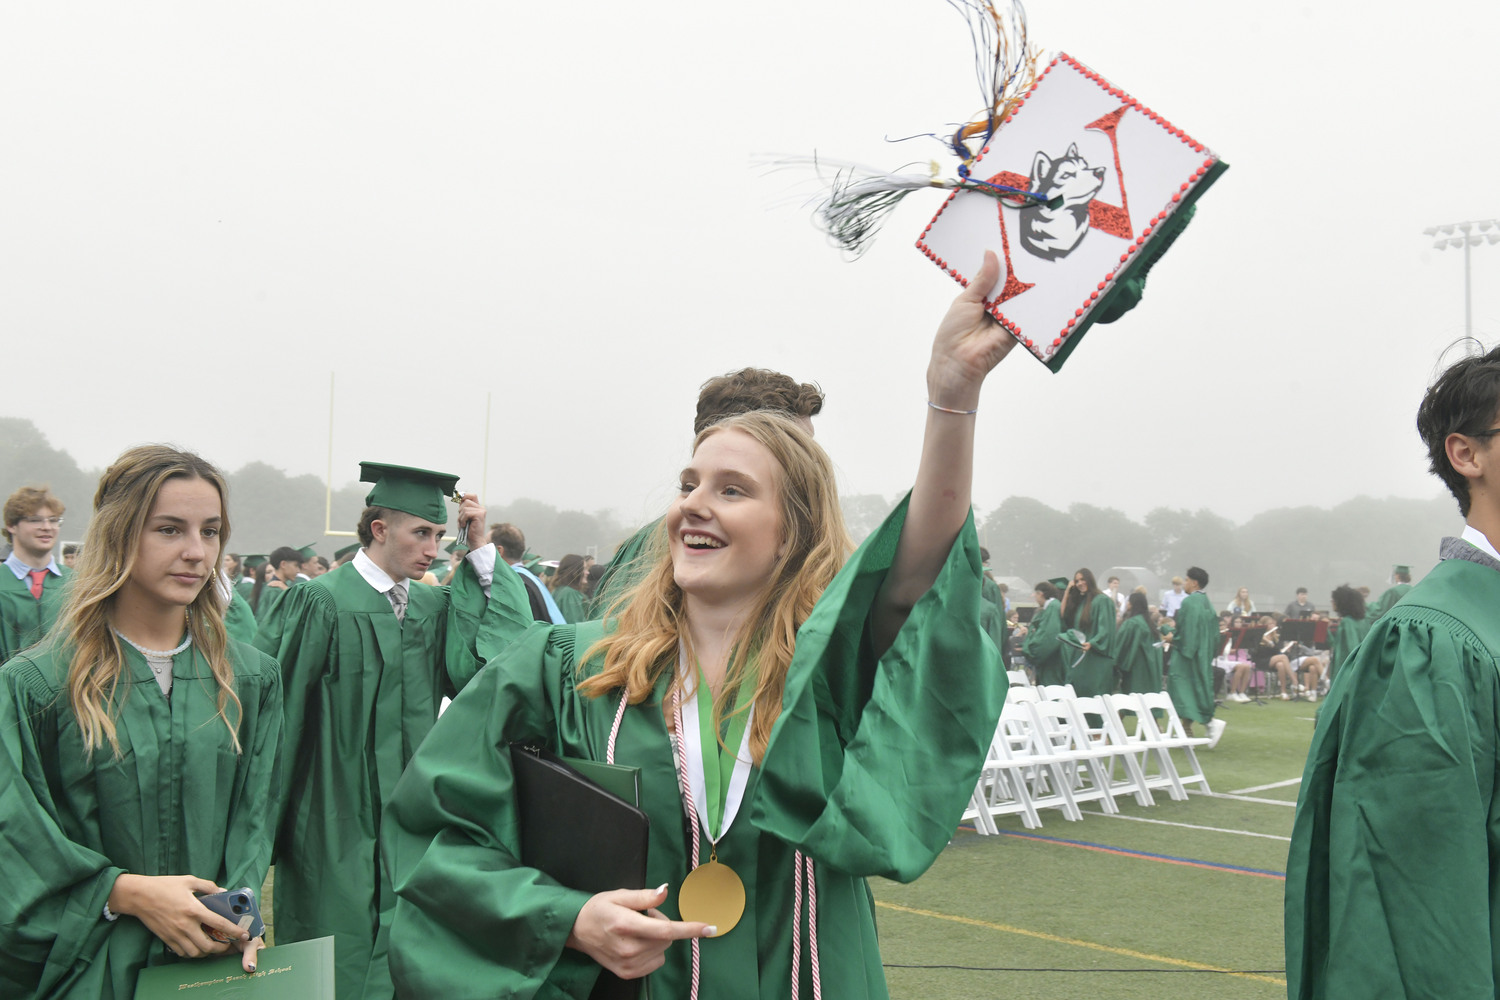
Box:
[381,251,1018,999]
[0,446,282,999]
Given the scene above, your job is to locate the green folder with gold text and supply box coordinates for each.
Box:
[135,935,334,999]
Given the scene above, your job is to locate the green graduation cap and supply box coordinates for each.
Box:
[360,461,461,524]
[1393,564,1411,575]
[444,539,469,555]
[242,554,268,571]
[296,544,319,561]
[334,543,360,562]
[1048,577,1069,591]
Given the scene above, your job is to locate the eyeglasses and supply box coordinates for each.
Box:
[20,516,63,527]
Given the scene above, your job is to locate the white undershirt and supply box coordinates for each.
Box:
[1461,524,1500,563]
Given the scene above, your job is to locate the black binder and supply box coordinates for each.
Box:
[509,744,651,1000]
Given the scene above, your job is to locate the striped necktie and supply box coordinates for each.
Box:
[388,585,407,623]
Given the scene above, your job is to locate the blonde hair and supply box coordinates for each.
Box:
[578,412,853,763]
[49,445,241,759]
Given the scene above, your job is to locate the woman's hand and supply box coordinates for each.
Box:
[107,874,246,958]
[565,885,714,980]
[926,250,1018,412]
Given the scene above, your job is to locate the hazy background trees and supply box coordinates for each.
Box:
[0,418,1461,603]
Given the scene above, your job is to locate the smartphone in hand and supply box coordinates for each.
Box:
[200,887,265,941]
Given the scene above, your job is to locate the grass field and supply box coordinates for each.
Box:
[259,696,1313,999]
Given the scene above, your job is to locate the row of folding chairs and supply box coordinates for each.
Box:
[964,686,1212,833]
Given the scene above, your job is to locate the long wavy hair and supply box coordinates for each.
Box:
[578,412,853,764]
[1061,568,1101,630]
[1124,590,1159,640]
[48,445,241,759]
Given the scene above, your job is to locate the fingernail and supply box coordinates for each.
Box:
[703,925,718,938]
[655,883,669,894]
[248,965,257,974]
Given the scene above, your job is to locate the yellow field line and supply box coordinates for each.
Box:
[874,900,1287,987]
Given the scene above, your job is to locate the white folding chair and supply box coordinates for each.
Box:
[1131,692,1213,796]
[1006,684,1042,706]
[1039,683,1077,701]
[1006,669,1032,689]
[967,720,1043,831]
[1079,695,1155,807]
[1025,700,1119,815]
[997,703,1080,822]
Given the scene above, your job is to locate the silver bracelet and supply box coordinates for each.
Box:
[927,400,978,415]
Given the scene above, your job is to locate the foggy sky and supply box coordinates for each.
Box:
[3,1,1495,535]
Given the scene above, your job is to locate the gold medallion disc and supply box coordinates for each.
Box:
[677,860,746,934]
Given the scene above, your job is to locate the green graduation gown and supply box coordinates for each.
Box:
[1326,613,1368,683]
[1022,598,1065,686]
[1113,614,1163,695]
[0,565,69,663]
[1366,581,1413,621]
[382,502,1004,1000]
[225,589,258,645]
[255,558,532,1000]
[253,582,287,624]
[0,639,282,999]
[1286,546,1500,998]
[1061,593,1117,696]
[590,518,662,618]
[1166,590,1216,725]
[552,585,591,625]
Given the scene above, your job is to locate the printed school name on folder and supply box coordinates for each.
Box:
[135,936,334,998]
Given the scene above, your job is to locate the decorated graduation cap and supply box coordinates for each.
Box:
[782,0,1226,372]
[334,543,360,562]
[359,462,461,524]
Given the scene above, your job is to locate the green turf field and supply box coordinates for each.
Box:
[874,696,1313,999]
[259,696,1313,999]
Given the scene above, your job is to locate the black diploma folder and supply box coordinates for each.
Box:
[510,744,651,1000]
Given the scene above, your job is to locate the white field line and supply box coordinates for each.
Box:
[1078,809,1292,841]
[1207,792,1297,807]
[1230,777,1302,794]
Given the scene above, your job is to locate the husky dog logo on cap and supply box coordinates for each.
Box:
[1017,143,1106,260]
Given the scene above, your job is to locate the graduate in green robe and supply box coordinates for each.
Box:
[1325,584,1368,683]
[1020,580,1066,685]
[256,463,533,1000]
[0,446,281,999]
[235,554,263,602]
[1,486,72,663]
[550,553,592,623]
[1059,569,1117,696]
[381,251,1016,1000]
[221,576,259,645]
[1113,591,1164,694]
[1166,566,1221,741]
[1365,563,1413,621]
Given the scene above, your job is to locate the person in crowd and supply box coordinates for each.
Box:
[255,463,530,1000]
[1102,574,1127,619]
[1287,341,1500,997]
[1113,590,1163,695]
[298,546,324,580]
[591,367,826,613]
[236,555,263,601]
[253,545,303,624]
[1325,584,1368,685]
[492,522,564,623]
[1160,575,1187,617]
[1365,564,1413,621]
[62,542,80,568]
[1018,579,1066,685]
[1,485,70,663]
[1059,568,1117,696]
[381,251,1014,999]
[1226,586,1255,616]
[333,543,360,568]
[1283,586,1315,618]
[550,553,592,623]
[1221,614,1260,702]
[0,445,282,998]
[1166,566,1225,745]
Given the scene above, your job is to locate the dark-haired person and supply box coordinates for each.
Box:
[252,545,302,624]
[255,465,532,1000]
[1165,566,1225,746]
[1324,584,1368,686]
[550,553,591,623]
[491,522,563,623]
[1283,586,1314,618]
[62,542,79,569]
[1019,579,1065,685]
[1058,568,1116,696]
[1287,343,1500,998]
[1,485,70,663]
[1113,591,1163,695]
[0,446,281,998]
[1365,563,1413,622]
[591,368,826,613]
[382,253,1013,999]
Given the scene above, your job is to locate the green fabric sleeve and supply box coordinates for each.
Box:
[1286,611,1500,997]
[751,496,1005,882]
[1087,594,1117,657]
[1022,602,1061,661]
[220,644,284,892]
[383,626,597,1000]
[475,560,556,670]
[225,589,258,645]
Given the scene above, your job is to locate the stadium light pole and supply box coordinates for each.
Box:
[1424,219,1500,340]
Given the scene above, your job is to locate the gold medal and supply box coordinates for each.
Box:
[677,856,745,934]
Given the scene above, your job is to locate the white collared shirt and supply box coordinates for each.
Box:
[352,543,497,600]
[1462,524,1500,563]
[4,553,61,580]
